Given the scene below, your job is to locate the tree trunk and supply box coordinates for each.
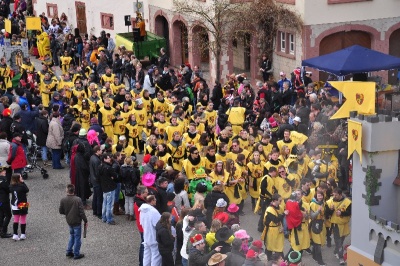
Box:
[216,47,221,83]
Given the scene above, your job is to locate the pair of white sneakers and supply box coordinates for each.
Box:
[12,234,26,241]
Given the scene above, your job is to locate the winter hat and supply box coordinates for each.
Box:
[143,154,151,164]
[227,203,239,213]
[293,68,301,75]
[234,229,250,240]
[216,198,227,208]
[2,108,11,117]
[79,128,87,136]
[246,249,257,259]
[231,224,241,232]
[251,240,263,251]
[190,234,204,246]
[293,116,301,123]
[288,250,302,264]
[119,135,126,141]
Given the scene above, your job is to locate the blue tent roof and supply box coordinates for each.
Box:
[301,45,400,76]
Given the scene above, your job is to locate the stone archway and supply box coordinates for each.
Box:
[389,28,400,85]
[171,20,189,66]
[155,15,169,53]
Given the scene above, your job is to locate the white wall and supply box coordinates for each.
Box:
[302,0,400,26]
[33,0,154,37]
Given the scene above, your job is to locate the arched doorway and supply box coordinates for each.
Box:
[232,32,251,75]
[191,25,209,73]
[319,31,371,81]
[172,20,188,65]
[155,15,169,53]
[389,29,400,85]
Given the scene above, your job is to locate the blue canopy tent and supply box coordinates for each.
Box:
[302,45,400,76]
[301,45,400,102]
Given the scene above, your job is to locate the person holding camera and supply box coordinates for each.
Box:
[59,184,88,260]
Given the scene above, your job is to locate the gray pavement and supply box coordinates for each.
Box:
[0,164,349,266]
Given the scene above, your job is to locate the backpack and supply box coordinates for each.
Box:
[62,136,72,153]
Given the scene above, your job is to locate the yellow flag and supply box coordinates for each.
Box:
[4,19,11,33]
[348,120,362,163]
[330,81,375,119]
[290,131,308,145]
[26,17,42,30]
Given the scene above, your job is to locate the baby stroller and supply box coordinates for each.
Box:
[23,131,49,179]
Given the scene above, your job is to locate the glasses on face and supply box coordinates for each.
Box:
[193,152,199,155]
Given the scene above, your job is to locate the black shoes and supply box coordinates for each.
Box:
[0,233,12,238]
[66,252,74,258]
[74,254,85,260]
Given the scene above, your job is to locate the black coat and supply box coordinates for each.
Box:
[204,190,229,227]
[74,147,91,201]
[0,116,13,141]
[34,115,49,147]
[120,165,140,196]
[0,175,10,203]
[156,186,168,214]
[156,222,175,254]
[9,182,29,215]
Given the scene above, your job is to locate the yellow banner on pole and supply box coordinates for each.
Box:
[348,120,362,163]
[330,81,375,119]
[26,17,42,30]
[4,19,11,33]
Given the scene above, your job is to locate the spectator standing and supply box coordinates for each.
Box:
[139,195,162,266]
[59,184,87,260]
[99,153,117,225]
[46,112,64,169]
[7,133,27,174]
[0,132,11,179]
[89,145,103,219]
[0,108,13,141]
[34,110,49,166]
[0,167,12,238]
[120,157,140,221]
[156,212,175,266]
[9,173,29,241]
[134,185,149,266]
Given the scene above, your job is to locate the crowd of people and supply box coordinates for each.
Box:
[0,9,354,266]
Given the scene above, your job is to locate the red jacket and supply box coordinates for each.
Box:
[134,194,146,232]
[7,139,27,170]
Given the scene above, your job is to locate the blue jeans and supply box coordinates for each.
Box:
[102,190,115,223]
[114,183,121,203]
[67,225,82,257]
[52,149,62,168]
[41,146,48,161]
[182,257,188,266]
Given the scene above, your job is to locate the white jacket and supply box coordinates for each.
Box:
[139,203,161,245]
[143,74,155,94]
[180,215,194,259]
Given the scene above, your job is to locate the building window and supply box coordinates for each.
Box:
[289,33,295,55]
[280,31,286,52]
[277,31,295,58]
[101,13,114,30]
[46,3,58,18]
[328,0,371,4]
